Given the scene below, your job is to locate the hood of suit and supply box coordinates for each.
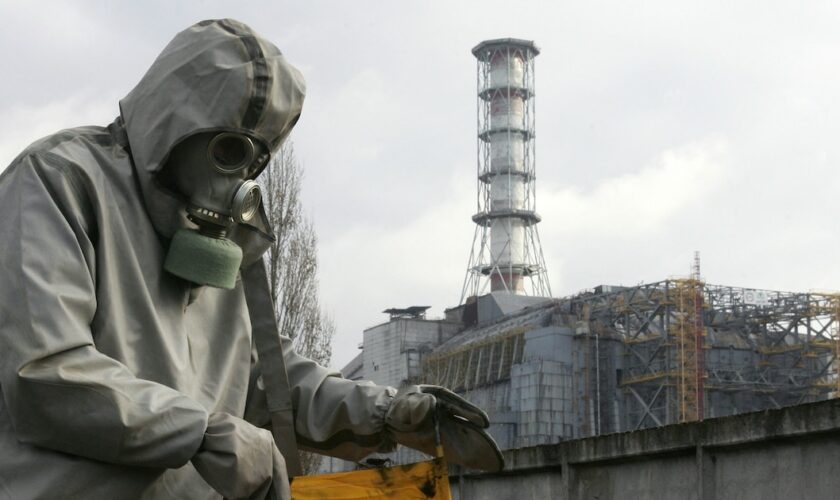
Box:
[119,18,305,270]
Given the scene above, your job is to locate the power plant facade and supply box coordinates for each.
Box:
[323,39,840,471]
[329,281,840,470]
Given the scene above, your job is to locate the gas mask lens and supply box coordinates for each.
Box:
[208,132,256,174]
[232,181,262,223]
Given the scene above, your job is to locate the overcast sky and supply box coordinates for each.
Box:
[3,1,840,368]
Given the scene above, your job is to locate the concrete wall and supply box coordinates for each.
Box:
[361,318,461,386]
[448,398,840,499]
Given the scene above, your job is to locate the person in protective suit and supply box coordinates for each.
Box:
[0,18,502,500]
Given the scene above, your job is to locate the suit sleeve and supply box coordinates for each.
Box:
[283,339,397,460]
[0,154,208,468]
[243,337,397,462]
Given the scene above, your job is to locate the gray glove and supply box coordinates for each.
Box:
[385,385,504,472]
[192,412,291,500]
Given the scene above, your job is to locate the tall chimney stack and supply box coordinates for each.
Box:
[461,38,551,301]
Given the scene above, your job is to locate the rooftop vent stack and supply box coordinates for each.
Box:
[461,38,551,301]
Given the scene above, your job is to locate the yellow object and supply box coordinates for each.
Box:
[291,457,452,500]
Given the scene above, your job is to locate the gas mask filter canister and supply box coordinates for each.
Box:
[163,132,267,289]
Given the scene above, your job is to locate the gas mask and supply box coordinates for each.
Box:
[161,132,269,289]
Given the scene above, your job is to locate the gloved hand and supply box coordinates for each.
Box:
[192,412,290,500]
[385,385,504,472]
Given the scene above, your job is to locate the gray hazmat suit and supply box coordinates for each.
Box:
[0,19,396,499]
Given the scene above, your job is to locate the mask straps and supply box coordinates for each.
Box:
[242,260,304,477]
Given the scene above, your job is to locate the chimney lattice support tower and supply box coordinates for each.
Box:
[461,38,551,302]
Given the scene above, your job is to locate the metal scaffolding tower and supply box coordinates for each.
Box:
[674,278,705,422]
[461,38,551,302]
[570,281,840,431]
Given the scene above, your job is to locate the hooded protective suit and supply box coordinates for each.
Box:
[0,20,397,499]
[0,18,503,500]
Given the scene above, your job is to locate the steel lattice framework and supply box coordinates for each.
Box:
[461,39,551,302]
[570,281,840,431]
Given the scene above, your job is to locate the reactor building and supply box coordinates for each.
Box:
[321,38,840,471]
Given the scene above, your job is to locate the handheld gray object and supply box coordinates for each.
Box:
[385,385,504,472]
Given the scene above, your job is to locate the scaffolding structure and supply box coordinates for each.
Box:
[570,281,840,431]
[673,278,705,423]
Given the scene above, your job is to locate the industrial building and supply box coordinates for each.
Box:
[334,281,839,453]
[322,38,840,471]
